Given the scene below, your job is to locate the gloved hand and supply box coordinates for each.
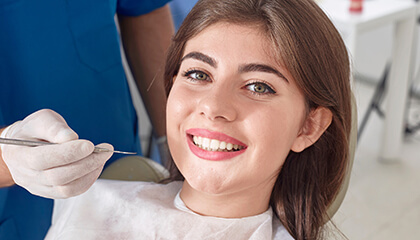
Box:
[0,109,113,199]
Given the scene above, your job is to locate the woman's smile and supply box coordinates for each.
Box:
[186,128,247,161]
[192,136,245,152]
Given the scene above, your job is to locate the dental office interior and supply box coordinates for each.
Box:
[126,0,420,239]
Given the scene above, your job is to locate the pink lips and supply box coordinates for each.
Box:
[186,128,247,161]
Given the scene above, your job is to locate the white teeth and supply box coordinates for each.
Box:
[202,138,210,149]
[226,143,233,151]
[219,141,226,150]
[210,139,220,151]
[192,136,244,152]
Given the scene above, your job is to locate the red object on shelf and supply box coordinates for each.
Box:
[349,0,363,13]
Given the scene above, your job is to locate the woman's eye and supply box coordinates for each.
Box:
[246,82,275,95]
[184,70,209,81]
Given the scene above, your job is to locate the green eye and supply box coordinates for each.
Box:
[193,72,208,81]
[253,83,267,93]
[246,82,275,94]
[184,70,209,81]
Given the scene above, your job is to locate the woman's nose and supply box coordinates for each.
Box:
[197,85,238,122]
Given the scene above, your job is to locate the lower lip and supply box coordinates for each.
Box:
[187,136,246,161]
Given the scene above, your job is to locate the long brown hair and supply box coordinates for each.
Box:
[163,0,352,239]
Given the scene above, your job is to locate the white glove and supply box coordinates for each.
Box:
[0,109,113,199]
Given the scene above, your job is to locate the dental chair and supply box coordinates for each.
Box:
[100,155,169,182]
[100,94,357,220]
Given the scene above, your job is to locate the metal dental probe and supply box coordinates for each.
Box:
[0,137,136,155]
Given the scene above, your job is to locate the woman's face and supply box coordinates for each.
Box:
[167,23,308,200]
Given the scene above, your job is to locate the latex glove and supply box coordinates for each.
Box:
[0,109,113,199]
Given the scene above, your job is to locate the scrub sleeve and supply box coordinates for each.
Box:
[0,0,170,239]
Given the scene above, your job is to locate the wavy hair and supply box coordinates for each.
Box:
[163,0,352,239]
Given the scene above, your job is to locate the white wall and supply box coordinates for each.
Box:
[354,21,420,92]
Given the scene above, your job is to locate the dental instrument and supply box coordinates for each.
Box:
[0,137,136,155]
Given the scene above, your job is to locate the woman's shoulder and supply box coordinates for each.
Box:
[47,180,184,239]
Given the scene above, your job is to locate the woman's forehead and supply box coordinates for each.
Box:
[181,22,290,78]
[183,23,279,62]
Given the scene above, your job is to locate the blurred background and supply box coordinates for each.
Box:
[128,0,420,239]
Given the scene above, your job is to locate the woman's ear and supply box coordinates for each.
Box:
[291,107,332,152]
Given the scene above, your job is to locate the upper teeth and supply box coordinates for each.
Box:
[193,136,244,151]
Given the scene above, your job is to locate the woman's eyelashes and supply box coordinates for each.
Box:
[184,69,210,82]
[245,81,276,96]
[182,68,276,96]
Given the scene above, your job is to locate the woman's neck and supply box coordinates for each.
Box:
[179,180,274,218]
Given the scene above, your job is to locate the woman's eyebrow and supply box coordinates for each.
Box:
[181,52,217,68]
[239,63,289,83]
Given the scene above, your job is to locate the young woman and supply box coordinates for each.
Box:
[46,0,352,239]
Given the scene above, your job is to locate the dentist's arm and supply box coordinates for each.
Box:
[118,4,174,164]
[0,109,113,198]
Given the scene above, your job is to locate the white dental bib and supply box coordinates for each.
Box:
[46,179,293,239]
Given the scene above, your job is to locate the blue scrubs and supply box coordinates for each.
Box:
[169,0,198,30]
[0,0,169,239]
